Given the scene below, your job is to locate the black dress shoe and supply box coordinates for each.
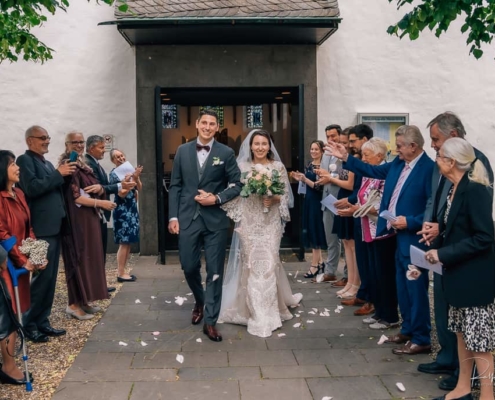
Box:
[24,330,49,343]
[438,374,458,391]
[39,326,66,337]
[432,393,472,400]
[0,369,34,385]
[418,361,456,375]
[203,324,222,342]
[107,287,116,293]
[117,275,137,283]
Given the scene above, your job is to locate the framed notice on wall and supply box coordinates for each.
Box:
[357,113,409,156]
[162,104,178,129]
[199,106,224,127]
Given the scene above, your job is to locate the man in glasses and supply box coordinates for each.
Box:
[16,125,77,343]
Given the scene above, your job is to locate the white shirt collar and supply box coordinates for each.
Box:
[197,138,215,149]
[406,151,424,170]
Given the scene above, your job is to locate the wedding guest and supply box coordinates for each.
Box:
[0,150,44,385]
[417,112,494,392]
[328,125,434,355]
[356,138,399,330]
[292,140,327,278]
[219,129,302,337]
[17,125,75,343]
[109,148,142,282]
[426,138,495,400]
[84,135,135,291]
[59,132,115,320]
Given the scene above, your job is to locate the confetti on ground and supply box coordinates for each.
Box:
[288,273,293,276]
[196,338,202,343]
[186,293,193,296]
[301,281,307,284]
[175,296,188,306]
[297,280,302,283]
[339,334,344,337]
[141,341,148,346]
[316,273,325,283]
[308,311,316,315]
[299,310,304,313]
[212,274,220,281]
[324,308,330,312]
[293,323,301,328]
[294,270,299,279]
[176,354,184,364]
[135,299,141,304]
[165,300,172,304]
[322,397,333,400]
[277,333,286,337]
[396,382,406,392]
[312,308,318,312]
[153,338,158,341]
[316,290,320,293]
[306,320,314,324]
[151,296,156,299]
[377,335,389,345]
[295,314,300,317]
[152,331,160,336]
[119,341,128,346]
[333,308,341,314]
[337,305,344,311]
[320,311,330,317]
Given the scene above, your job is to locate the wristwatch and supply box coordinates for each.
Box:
[215,195,221,205]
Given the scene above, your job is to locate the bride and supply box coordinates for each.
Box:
[219,129,303,338]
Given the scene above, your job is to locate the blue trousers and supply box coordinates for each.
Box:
[396,251,431,346]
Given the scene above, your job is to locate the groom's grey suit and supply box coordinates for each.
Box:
[320,154,342,276]
[169,139,242,325]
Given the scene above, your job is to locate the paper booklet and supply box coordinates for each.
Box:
[410,245,443,275]
[113,161,135,181]
[321,194,339,215]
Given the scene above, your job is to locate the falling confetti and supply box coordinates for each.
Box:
[176,354,184,364]
[119,341,128,346]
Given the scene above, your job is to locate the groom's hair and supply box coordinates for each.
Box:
[198,109,219,124]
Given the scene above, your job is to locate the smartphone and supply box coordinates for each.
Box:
[69,151,78,162]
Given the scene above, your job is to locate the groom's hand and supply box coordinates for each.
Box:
[194,190,216,206]
[168,220,180,234]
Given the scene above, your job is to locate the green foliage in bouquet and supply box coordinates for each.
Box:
[240,164,285,198]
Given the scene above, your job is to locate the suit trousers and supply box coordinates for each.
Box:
[396,250,431,346]
[22,235,61,331]
[323,209,340,275]
[354,220,370,302]
[433,272,459,368]
[100,221,108,263]
[367,236,399,323]
[178,216,228,326]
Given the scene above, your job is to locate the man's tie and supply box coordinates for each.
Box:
[387,164,411,230]
[196,144,210,152]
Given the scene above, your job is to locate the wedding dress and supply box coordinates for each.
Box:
[219,160,303,338]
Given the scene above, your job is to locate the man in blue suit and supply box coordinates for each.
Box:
[327,125,434,355]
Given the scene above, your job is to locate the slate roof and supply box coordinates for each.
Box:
[115,0,340,20]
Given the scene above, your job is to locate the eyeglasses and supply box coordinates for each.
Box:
[435,154,451,160]
[67,141,85,145]
[30,135,51,141]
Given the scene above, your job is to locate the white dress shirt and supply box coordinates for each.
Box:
[197,138,215,168]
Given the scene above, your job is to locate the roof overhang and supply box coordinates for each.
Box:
[99,18,341,46]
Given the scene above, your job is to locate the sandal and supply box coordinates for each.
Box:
[304,265,321,279]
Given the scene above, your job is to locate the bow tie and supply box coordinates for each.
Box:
[196,144,210,152]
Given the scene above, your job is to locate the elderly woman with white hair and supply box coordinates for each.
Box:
[355,137,399,330]
[426,138,495,400]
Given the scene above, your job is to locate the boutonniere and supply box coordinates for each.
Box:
[212,157,224,166]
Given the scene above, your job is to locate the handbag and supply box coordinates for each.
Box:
[0,277,17,341]
[353,189,381,224]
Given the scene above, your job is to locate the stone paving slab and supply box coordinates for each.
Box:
[53,256,443,399]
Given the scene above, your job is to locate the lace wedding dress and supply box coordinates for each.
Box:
[219,161,303,338]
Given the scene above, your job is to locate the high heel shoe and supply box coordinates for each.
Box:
[65,306,94,320]
[336,284,351,297]
[340,284,359,299]
[304,265,321,278]
[0,368,34,385]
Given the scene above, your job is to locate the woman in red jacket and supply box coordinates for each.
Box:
[0,150,44,385]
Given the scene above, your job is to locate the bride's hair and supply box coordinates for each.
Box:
[248,129,274,161]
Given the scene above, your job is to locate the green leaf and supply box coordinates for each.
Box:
[472,48,483,58]
[118,4,129,13]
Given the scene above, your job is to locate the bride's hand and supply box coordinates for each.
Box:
[263,195,280,207]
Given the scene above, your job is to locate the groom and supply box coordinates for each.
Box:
[168,109,242,342]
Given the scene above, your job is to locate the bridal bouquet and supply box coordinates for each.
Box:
[18,238,49,269]
[240,164,285,212]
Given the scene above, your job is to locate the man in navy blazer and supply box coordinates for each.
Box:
[327,125,434,355]
[17,126,76,342]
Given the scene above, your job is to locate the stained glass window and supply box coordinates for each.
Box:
[161,104,178,129]
[246,105,263,128]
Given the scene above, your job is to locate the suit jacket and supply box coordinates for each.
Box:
[344,152,434,257]
[320,154,342,210]
[434,174,495,308]
[17,150,66,237]
[168,139,242,231]
[85,154,115,221]
[424,147,493,223]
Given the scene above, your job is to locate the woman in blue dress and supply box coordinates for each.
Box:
[109,149,143,283]
[292,140,327,278]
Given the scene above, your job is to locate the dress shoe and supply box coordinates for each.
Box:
[65,306,94,321]
[432,393,472,400]
[81,305,102,314]
[39,326,66,337]
[24,329,49,343]
[0,368,34,385]
[392,341,431,355]
[331,277,348,288]
[354,302,375,316]
[385,333,411,344]
[107,287,116,293]
[192,303,204,325]
[341,297,366,306]
[417,361,456,375]
[438,374,458,391]
[311,273,337,283]
[117,275,137,283]
[203,324,222,342]
[369,320,400,330]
